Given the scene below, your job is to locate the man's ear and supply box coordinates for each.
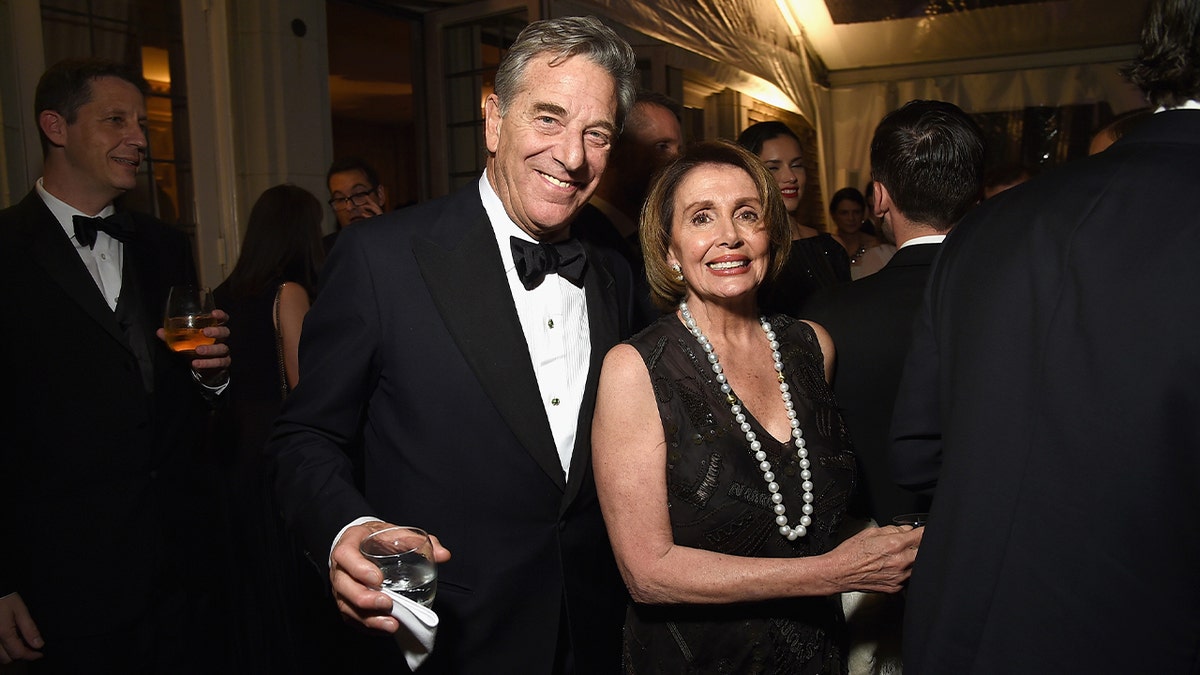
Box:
[484,94,503,154]
[39,110,68,148]
[375,185,388,210]
[872,180,892,217]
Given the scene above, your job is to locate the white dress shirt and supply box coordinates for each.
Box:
[37,178,123,310]
[479,171,591,479]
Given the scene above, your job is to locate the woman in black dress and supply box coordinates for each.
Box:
[737,121,849,315]
[212,184,332,672]
[592,142,921,674]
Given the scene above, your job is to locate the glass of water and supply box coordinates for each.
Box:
[892,513,930,528]
[360,526,438,607]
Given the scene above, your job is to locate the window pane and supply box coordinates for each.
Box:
[442,10,525,188]
[40,0,191,228]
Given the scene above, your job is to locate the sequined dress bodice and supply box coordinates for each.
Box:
[623,312,857,674]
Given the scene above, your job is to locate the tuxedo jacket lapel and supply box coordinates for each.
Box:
[414,190,565,490]
[19,193,131,355]
[563,242,620,506]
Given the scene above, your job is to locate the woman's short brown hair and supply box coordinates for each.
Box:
[639,140,792,312]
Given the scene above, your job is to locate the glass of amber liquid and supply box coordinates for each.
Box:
[163,285,218,355]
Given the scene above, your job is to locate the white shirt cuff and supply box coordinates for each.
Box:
[330,516,384,568]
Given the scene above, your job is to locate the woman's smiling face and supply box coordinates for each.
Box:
[667,162,771,307]
[758,135,805,215]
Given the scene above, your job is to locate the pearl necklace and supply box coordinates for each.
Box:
[849,244,868,266]
[679,301,815,540]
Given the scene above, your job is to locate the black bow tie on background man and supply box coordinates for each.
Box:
[73,212,135,249]
[510,236,588,290]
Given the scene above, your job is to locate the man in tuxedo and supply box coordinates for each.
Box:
[804,100,983,527]
[0,59,231,671]
[324,156,389,253]
[270,16,638,673]
[574,90,682,331]
[889,0,1200,670]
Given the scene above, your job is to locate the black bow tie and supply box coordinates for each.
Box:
[510,236,587,289]
[73,212,134,249]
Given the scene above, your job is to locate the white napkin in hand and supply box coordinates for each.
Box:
[382,589,439,670]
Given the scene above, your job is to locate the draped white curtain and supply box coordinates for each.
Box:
[825,61,1146,191]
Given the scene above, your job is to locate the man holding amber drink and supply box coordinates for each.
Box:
[0,58,230,672]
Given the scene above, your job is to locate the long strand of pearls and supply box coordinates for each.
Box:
[679,301,815,540]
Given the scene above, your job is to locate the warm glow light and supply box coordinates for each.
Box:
[775,0,802,37]
[783,0,836,34]
[141,46,171,86]
[735,73,801,115]
[776,0,846,70]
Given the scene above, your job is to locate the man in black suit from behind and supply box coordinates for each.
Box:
[889,0,1200,670]
[0,59,231,672]
[270,16,638,674]
[804,99,983,526]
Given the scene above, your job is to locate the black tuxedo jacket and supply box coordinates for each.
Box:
[0,190,216,641]
[572,202,661,332]
[803,243,938,524]
[889,109,1200,673]
[271,183,633,674]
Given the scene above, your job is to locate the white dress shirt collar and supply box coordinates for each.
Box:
[35,177,116,245]
[1156,99,1200,112]
[479,171,529,274]
[899,234,947,250]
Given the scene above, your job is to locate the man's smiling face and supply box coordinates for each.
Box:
[61,75,147,204]
[485,53,618,242]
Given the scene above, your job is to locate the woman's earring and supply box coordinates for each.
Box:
[671,263,683,282]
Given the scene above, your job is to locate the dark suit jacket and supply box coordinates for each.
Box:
[572,201,661,332]
[803,243,938,524]
[271,183,633,674]
[0,191,217,643]
[889,109,1200,673]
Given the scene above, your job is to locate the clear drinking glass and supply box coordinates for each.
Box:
[360,526,438,607]
[892,513,930,528]
[163,285,218,355]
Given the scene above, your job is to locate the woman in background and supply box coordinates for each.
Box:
[738,121,849,315]
[829,186,894,279]
[213,183,332,672]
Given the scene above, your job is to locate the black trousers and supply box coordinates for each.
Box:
[27,584,216,675]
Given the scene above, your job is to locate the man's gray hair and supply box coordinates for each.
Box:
[493,15,638,131]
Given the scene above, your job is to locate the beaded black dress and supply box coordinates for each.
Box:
[760,233,851,318]
[624,312,857,674]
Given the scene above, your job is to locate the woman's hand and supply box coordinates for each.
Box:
[827,525,923,594]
